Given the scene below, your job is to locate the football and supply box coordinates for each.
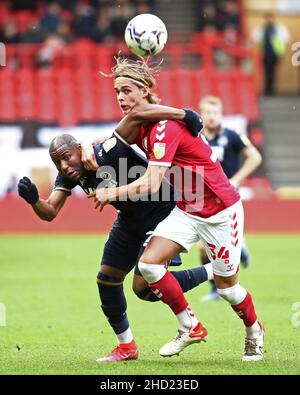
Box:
[124,13,168,56]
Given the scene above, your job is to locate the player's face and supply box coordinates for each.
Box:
[200,103,223,130]
[114,78,148,115]
[50,144,84,181]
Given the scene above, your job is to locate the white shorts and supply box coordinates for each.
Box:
[152,200,244,277]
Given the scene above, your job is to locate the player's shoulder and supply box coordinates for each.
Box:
[223,127,240,138]
[54,172,77,193]
[94,132,132,164]
[224,128,251,147]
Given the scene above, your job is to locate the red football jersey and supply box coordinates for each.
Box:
[136,120,240,218]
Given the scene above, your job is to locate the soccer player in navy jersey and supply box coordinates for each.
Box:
[18,106,212,362]
[90,56,264,361]
[198,96,262,301]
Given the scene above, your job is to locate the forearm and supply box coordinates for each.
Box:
[130,104,185,122]
[231,157,261,184]
[32,199,59,221]
[115,174,154,201]
[116,104,186,142]
[92,130,113,145]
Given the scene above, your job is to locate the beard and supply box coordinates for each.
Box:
[205,124,222,133]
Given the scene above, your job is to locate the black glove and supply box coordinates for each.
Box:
[182,109,204,137]
[18,176,39,205]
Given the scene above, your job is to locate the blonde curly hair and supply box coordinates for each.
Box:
[101,55,161,104]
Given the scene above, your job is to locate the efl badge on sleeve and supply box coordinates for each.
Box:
[103,137,117,153]
[241,134,251,147]
[153,142,166,160]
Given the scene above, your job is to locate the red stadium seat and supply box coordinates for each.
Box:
[0,68,16,121]
[0,67,15,90]
[15,68,36,119]
[75,68,97,122]
[36,68,57,123]
[213,71,237,115]
[0,2,11,21]
[54,68,78,126]
[233,70,260,121]
[14,11,35,34]
[71,39,95,69]
[94,74,121,121]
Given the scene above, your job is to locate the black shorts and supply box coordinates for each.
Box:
[101,207,181,274]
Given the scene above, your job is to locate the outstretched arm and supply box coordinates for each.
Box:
[81,105,202,170]
[230,145,262,188]
[18,177,68,221]
[116,104,202,143]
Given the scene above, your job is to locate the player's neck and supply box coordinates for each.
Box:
[204,125,222,139]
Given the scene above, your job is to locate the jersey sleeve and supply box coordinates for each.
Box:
[94,132,132,167]
[53,173,77,195]
[232,131,251,153]
[148,120,183,167]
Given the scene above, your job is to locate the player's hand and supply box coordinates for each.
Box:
[88,188,116,212]
[182,109,204,137]
[229,178,240,189]
[81,142,99,171]
[18,176,39,205]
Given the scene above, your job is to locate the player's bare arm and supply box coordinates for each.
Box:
[230,144,262,188]
[81,105,202,171]
[116,104,202,143]
[89,164,167,211]
[32,190,68,221]
[18,177,68,221]
[116,104,185,143]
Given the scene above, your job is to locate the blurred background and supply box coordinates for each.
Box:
[0,0,299,233]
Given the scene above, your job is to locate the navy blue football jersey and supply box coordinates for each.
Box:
[54,131,176,219]
[206,128,250,179]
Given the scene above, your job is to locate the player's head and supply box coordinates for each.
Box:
[104,56,160,115]
[49,134,84,181]
[199,95,223,131]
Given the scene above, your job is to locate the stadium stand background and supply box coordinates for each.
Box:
[1,0,300,232]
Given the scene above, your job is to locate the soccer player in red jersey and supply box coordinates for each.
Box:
[89,57,264,361]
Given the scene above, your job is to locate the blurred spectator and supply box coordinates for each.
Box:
[11,0,36,11]
[0,20,20,44]
[251,13,290,95]
[73,2,95,39]
[197,2,221,32]
[58,0,77,11]
[37,33,66,67]
[91,0,112,8]
[135,0,151,15]
[56,22,74,44]
[41,2,62,33]
[93,8,113,43]
[21,18,47,43]
[223,24,239,46]
[219,0,240,31]
[109,0,135,39]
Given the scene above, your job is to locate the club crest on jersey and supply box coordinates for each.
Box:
[217,136,228,147]
[99,171,111,181]
[103,137,117,153]
[153,142,166,160]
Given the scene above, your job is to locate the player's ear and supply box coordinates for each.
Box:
[141,86,149,99]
